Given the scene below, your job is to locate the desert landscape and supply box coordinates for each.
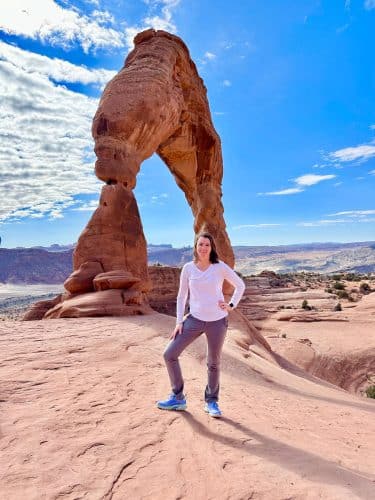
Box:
[1,265,374,499]
[1,8,375,499]
[1,303,375,499]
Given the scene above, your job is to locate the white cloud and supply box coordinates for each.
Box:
[213,111,226,116]
[294,173,336,186]
[204,52,216,60]
[0,40,116,87]
[125,0,180,49]
[92,10,115,25]
[144,0,180,32]
[370,170,375,175]
[297,219,348,227]
[299,217,375,227]
[260,171,336,196]
[151,193,169,204]
[0,0,124,53]
[124,27,141,50]
[336,23,350,34]
[364,0,375,10]
[72,199,99,211]
[328,210,375,218]
[222,79,231,87]
[232,223,282,230]
[0,58,101,223]
[259,187,304,196]
[329,144,375,163]
[143,14,176,31]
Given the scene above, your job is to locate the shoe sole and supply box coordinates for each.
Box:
[204,408,222,418]
[157,404,187,411]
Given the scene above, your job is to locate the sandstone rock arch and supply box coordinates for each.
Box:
[45,29,235,318]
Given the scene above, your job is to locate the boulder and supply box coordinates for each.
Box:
[93,270,142,291]
[45,289,152,319]
[22,294,63,321]
[64,261,103,294]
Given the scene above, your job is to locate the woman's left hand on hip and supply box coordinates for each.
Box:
[218,300,231,311]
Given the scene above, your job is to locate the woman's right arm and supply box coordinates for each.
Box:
[172,264,189,339]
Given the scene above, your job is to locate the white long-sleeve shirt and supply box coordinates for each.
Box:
[176,260,246,324]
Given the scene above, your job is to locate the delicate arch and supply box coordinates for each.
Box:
[47,29,235,318]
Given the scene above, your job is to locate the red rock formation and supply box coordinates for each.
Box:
[45,29,234,318]
[64,261,103,294]
[22,294,63,321]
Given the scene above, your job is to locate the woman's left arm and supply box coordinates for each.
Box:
[220,261,246,309]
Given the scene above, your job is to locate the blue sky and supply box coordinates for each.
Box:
[0,0,374,248]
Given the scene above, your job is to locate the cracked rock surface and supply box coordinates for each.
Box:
[1,312,374,499]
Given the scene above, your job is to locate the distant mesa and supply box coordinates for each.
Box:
[27,29,234,319]
[1,241,375,286]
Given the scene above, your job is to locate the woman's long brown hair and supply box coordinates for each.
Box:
[193,232,219,264]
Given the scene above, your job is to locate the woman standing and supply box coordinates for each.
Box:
[157,232,245,417]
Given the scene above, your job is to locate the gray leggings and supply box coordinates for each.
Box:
[163,314,228,402]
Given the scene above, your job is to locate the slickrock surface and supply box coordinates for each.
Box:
[238,275,375,395]
[1,313,374,499]
[262,294,375,395]
[56,29,234,318]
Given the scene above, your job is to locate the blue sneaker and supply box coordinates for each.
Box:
[157,394,187,411]
[205,401,222,418]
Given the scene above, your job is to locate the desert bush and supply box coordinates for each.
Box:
[333,281,345,290]
[332,274,343,281]
[365,385,375,399]
[345,273,362,282]
[302,299,312,310]
[325,287,333,293]
[281,333,287,338]
[336,290,349,299]
[359,282,371,294]
[334,303,342,311]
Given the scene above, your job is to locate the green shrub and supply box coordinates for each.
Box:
[336,290,349,299]
[302,299,312,310]
[345,273,361,282]
[365,385,375,399]
[333,281,345,290]
[281,333,287,338]
[332,274,343,281]
[360,282,371,294]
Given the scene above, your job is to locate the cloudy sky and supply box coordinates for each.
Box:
[0,0,374,248]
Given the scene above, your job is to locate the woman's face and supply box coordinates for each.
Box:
[196,236,211,260]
